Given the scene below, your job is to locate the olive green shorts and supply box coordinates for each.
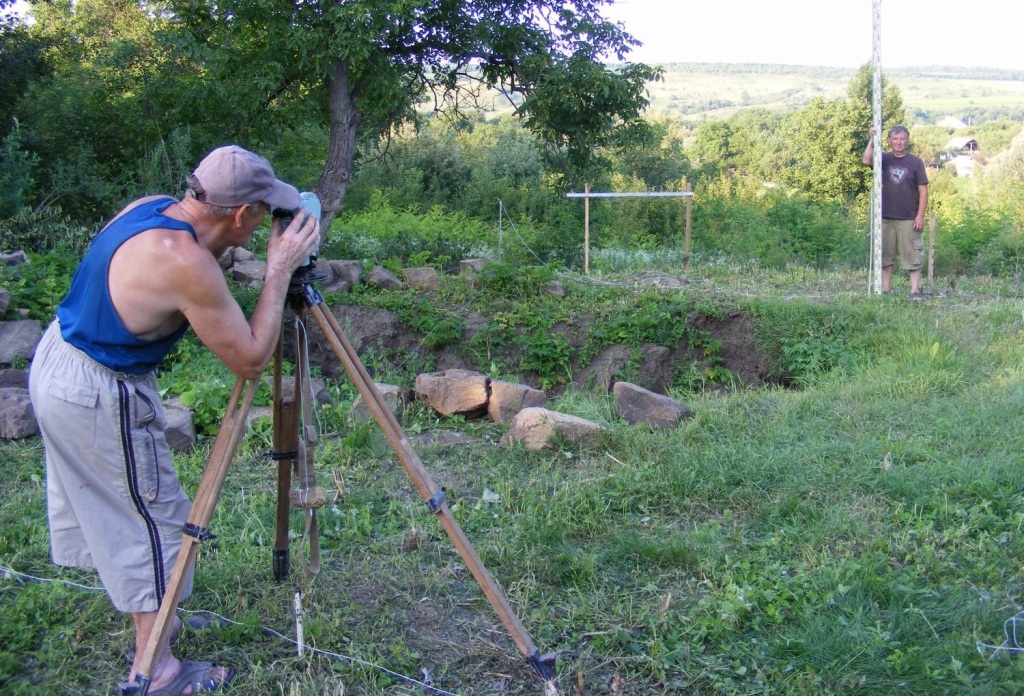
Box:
[882,218,923,271]
[28,320,193,613]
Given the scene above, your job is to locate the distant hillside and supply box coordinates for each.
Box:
[638,63,1024,124]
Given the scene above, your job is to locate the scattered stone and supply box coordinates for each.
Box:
[312,258,335,284]
[408,430,482,450]
[0,388,37,439]
[320,279,351,295]
[262,376,331,404]
[0,368,27,389]
[0,320,42,365]
[487,379,547,424]
[246,404,273,429]
[499,406,607,451]
[0,251,29,266]
[542,280,565,298]
[163,397,196,452]
[233,247,257,263]
[460,259,492,275]
[328,260,363,287]
[401,267,441,291]
[217,247,237,270]
[350,383,412,422]
[416,369,489,418]
[231,259,267,285]
[366,266,405,290]
[0,287,9,318]
[613,381,691,429]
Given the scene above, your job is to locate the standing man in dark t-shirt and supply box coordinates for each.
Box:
[863,124,929,297]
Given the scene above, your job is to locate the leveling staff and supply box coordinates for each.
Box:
[29,146,320,695]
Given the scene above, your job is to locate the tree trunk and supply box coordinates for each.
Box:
[315,59,359,232]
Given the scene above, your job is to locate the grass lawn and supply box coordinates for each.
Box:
[4,263,1024,694]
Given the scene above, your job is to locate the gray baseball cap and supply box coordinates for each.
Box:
[192,145,300,211]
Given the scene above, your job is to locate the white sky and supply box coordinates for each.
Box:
[602,0,1024,70]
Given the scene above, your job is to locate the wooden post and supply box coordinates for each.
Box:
[583,183,590,276]
[684,181,692,269]
[928,210,935,288]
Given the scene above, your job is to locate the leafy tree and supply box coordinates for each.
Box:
[779,64,904,205]
[170,0,661,229]
[0,121,37,218]
[0,0,50,139]
[17,0,203,218]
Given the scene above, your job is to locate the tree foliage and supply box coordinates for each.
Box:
[167,0,661,228]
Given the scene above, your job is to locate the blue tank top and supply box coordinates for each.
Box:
[57,197,198,374]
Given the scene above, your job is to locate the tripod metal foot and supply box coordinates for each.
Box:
[273,549,290,582]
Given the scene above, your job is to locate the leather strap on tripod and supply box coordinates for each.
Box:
[291,320,322,579]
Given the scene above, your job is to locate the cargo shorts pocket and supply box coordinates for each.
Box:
[123,382,163,503]
[46,379,100,443]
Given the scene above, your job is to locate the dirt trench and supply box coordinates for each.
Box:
[290,302,780,395]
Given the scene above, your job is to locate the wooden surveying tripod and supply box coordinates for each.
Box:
[129,273,560,695]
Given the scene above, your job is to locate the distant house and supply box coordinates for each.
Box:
[945,136,978,154]
[942,136,980,177]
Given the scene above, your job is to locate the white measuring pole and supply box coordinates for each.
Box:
[870,0,883,294]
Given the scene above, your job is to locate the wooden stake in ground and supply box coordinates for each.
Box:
[684,181,692,269]
[928,210,936,289]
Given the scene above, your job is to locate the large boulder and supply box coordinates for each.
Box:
[487,379,547,424]
[415,369,489,418]
[401,267,441,291]
[499,407,607,452]
[366,266,405,291]
[613,381,691,429]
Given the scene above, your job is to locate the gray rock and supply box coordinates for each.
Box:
[0,320,42,365]
[613,381,691,429]
[0,387,38,439]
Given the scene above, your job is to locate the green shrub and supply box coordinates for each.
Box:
[0,250,78,320]
[327,193,487,272]
[0,208,94,257]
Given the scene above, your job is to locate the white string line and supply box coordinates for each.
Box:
[977,611,1024,657]
[0,564,460,695]
[498,202,545,265]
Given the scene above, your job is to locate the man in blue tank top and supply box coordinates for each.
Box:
[29,145,320,694]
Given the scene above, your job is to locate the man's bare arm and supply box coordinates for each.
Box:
[178,215,319,378]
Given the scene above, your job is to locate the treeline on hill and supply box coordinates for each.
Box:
[2,0,1024,281]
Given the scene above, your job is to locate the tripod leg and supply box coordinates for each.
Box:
[272,333,299,581]
[131,376,260,695]
[306,302,558,692]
